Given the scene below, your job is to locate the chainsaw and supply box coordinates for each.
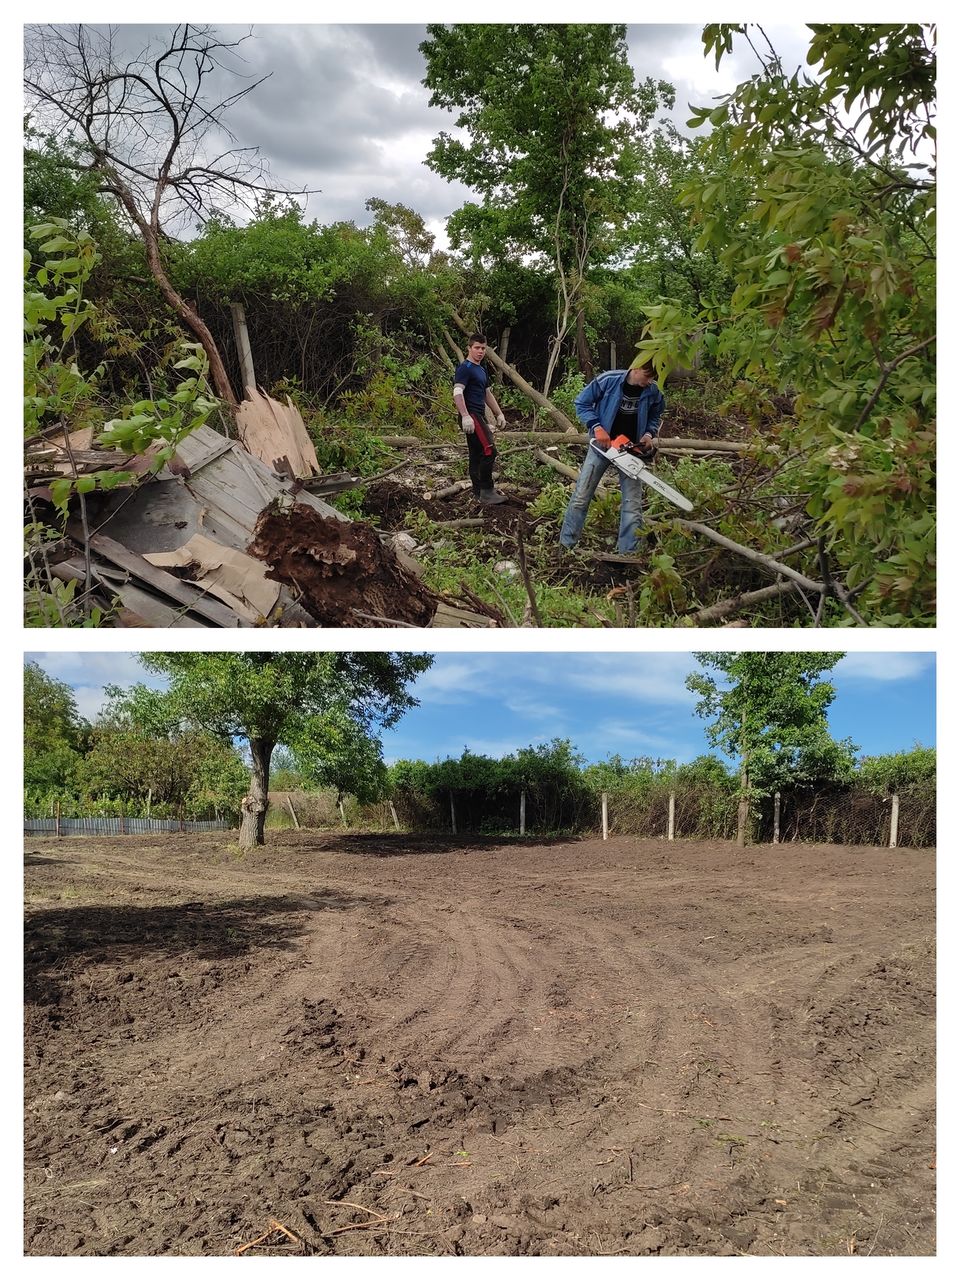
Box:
[590,437,693,513]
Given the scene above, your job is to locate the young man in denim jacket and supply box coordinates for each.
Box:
[560,364,665,553]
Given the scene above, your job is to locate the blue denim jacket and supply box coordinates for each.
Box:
[574,370,665,440]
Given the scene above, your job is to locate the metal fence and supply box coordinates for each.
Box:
[24,817,234,837]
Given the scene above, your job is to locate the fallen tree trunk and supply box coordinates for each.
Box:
[691,580,797,624]
[426,479,473,500]
[678,520,825,597]
[379,432,749,455]
[502,432,751,453]
[534,449,580,481]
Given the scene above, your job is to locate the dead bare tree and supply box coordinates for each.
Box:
[24,23,313,407]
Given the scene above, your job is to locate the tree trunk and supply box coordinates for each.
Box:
[737,718,750,846]
[575,310,595,381]
[143,233,239,407]
[239,737,273,849]
[499,325,511,369]
[736,786,750,847]
[105,171,239,407]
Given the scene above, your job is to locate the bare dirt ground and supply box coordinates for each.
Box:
[23,832,935,1257]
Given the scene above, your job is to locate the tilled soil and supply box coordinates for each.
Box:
[23,833,935,1257]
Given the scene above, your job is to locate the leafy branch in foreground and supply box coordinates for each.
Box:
[639,24,935,625]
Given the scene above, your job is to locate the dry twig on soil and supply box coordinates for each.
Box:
[236,1217,312,1255]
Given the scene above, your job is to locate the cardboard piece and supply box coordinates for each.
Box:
[145,534,283,622]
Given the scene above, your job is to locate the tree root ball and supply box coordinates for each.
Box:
[248,503,437,627]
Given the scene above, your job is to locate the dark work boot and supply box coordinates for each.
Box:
[478,488,508,505]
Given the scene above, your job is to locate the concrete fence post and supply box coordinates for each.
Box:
[389,802,401,832]
[450,793,457,835]
[520,790,526,836]
[285,796,301,829]
[773,791,781,844]
[890,793,900,848]
[602,792,609,841]
[668,792,676,841]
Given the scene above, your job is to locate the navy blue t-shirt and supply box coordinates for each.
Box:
[454,359,488,415]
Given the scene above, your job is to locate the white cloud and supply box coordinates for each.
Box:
[836,653,934,682]
[411,658,498,702]
[576,717,702,760]
[561,657,698,706]
[71,684,117,723]
[28,652,153,686]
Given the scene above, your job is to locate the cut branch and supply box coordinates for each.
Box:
[678,520,825,596]
[534,449,579,481]
[691,581,796,624]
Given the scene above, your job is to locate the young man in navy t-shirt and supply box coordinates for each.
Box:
[452,333,508,505]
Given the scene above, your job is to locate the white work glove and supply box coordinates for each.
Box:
[494,413,506,428]
[460,414,475,434]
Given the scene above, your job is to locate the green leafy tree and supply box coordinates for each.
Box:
[639,23,935,624]
[123,653,432,849]
[616,126,747,311]
[77,720,248,817]
[24,220,219,625]
[686,652,857,845]
[288,710,389,808]
[857,744,935,796]
[23,660,89,790]
[421,23,673,393]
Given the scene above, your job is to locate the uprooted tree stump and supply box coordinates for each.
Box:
[248,503,438,627]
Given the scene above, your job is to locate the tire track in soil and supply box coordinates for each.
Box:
[24,835,935,1257]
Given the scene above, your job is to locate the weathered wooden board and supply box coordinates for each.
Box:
[68,524,249,627]
[235,389,321,478]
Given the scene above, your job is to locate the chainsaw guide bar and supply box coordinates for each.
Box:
[590,442,694,512]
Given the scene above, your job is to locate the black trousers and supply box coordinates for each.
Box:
[464,414,497,493]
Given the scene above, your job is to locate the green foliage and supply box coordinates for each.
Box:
[288,710,389,806]
[411,528,617,628]
[390,738,595,834]
[337,320,437,431]
[687,652,858,801]
[614,126,747,312]
[24,220,219,538]
[547,370,587,427]
[310,422,393,478]
[125,653,432,812]
[528,481,572,523]
[857,744,935,796]
[77,724,247,814]
[23,660,89,790]
[24,219,103,437]
[93,344,220,477]
[423,23,673,388]
[641,24,936,624]
[183,204,408,306]
[422,24,672,267]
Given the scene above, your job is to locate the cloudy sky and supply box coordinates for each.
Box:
[26,651,936,768]
[27,20,816,245]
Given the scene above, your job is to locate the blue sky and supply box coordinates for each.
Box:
[26,651,936,768]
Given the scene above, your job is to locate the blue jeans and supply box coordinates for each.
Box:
[560,447,644,553]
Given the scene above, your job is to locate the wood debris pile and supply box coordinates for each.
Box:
[24,392,495,629]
